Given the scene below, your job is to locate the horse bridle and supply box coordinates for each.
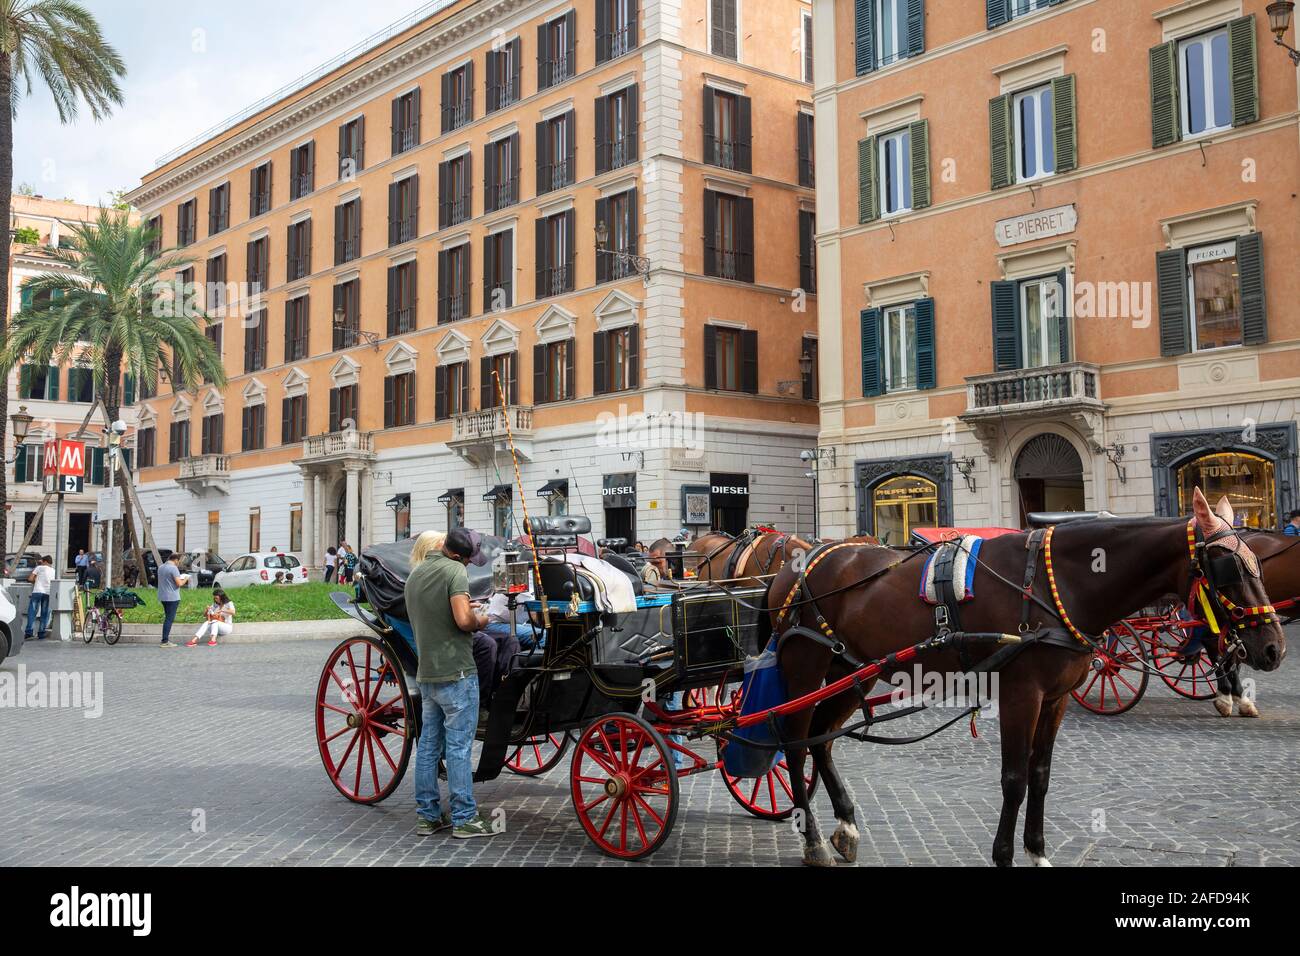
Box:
[1184,520,1279,657]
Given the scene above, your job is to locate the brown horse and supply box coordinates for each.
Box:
[688,530,818,584]
[763,489,1286,867]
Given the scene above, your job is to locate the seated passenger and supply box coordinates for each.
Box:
[641,538,673,585]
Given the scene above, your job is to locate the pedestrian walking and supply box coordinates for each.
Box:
[406,528,495,839]
[187,589,235,647]
[324,546,338,583]
[157,552,188,648]
[24,555,55,642]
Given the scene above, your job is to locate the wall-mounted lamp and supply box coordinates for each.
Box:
[954,455,977,494]
[1267,2,1300,64]
[1093,441,1129,485]
[333,306,380,351]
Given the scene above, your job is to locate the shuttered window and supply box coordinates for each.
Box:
[485,133,521,213]
[19,365,59,401]
[328,385,359,433]
[988,273,1069,371]
[480,352,518,408]
[208,183,230,235]
[703,190,754,283]
[249,162,272,217]
[534,339,576,404]
[536,112,575,195]
[289,141,315,200]
[177,199,197,246]
[595,85,638,174]
[535,209,575,299]
[486,37,522,113]
[797,111,815,187]
[988,0,1068,30]
[595,188,638,283]
[334,199,361,265]
[861,298,935,395]
[333,279,361,349]
[246,236,269,292]
[703,326,757,393]
[435,362,471,420]
[484,229,514,312]
[710,0,738,60]
[137,428,156,468]
[441,63,474,133]
[802,12,814,82]
[1157,234,1266,356]
[391,88,421,155]
[386,263,417,336]
[284,296,310,362]
[593,325,639,394]
[801,336,819,400]
[169,419,191,462]
[438,243,472,324]
[388,174,419,246]
[1151,17,1257,148]
[201,413,225,455]
[857,0,925,75]
[798,209,817,294]
[240,405,265,451]
[990,75,1075,189]
[244,309,268,373]
[702,87,751,172]
[338,117,365,179]
[596,0,638,64]
[438,155,472,228]
[286,219,312,281]
[67,366,94,403]
[281,396,308,445]
[539,11,577,89]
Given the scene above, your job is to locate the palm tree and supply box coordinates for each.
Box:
[1,0,126,566]
[4,209,227,577]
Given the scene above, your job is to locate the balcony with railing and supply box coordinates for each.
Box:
[540,264,571,299]
[390,216,417,245]
[287,253,310,282]
[488,77,520,112]
[335,237,360,263]
[710,140,738,170]
[387,308,415,336]
[251,191,271,217]
[393,126,418,154]
[297,429,376,467]
[449,405,534,464]
[445,100,471,131]
[487,178,517,212]
[610,138,631,170]
[961,363,1105,435]
[599,25,636,62]
[177,454,230,495]
[440,292,468,324]
[291,173,313,199]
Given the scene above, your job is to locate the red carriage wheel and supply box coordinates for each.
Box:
[1149,622,1219,700]
[570,713,679,859]
[505,731,571,776]
[316,636,415,804]
[1070,621,1150,715]
[717,742,820,820]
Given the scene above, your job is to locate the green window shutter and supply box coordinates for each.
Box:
[91,448,105,486]
[854,0,875,76]
[857,136,878,224]
[906,0,925,57]
[991,280,1021,372]
[914,298,936,390]
[861,308,883,397]
[19,365,31,397]
[1237,232,1266,346]
[1055,269,1071,363]
[19,285,32,311]
[1228,15,1259,128]
[986,0,1009,31]
[124,374,136,407]
[989,94,1013,189]
[909,119,931,210]
[1156,248,1190,356]
[46,366,59,401]
[1052,74,1078,174]
[14,445,27,483]
[1149,41,1180,148]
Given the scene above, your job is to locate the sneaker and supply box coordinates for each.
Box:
[160,641,177,648]
[452,815,496,839]
[416,814,452,836]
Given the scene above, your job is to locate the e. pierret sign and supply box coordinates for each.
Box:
[994,204,1078,248]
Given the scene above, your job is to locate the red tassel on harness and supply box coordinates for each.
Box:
[969,710,979,739]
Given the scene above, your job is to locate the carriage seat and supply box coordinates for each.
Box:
[1025,510,1116,528]
[530,515,592,535]
[598,551,645,596]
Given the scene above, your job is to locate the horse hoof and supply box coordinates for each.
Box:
[1213,694,1233,717]
[1234,696,1260,718]
[803,842,837,867]
[830,823,859,864]
[1027,852,1053,867]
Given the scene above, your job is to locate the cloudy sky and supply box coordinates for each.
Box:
[12,0,446,206]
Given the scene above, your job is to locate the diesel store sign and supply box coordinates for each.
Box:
[709,474,750,505]
[602,473,637,510]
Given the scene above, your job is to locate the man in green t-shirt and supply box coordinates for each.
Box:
[407,528,495,839]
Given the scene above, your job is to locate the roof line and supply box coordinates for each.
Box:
[153,0,460,170]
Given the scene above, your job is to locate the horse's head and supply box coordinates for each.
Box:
[1191,488,1286,672]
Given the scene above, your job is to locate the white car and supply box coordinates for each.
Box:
[214,552,309,588]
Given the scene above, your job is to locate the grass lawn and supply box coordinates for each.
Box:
[118,582,353,624]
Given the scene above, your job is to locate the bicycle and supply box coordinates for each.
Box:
[82,597,123,646]
[71,584,88,634]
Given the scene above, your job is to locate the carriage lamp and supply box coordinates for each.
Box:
[1267,2,1300,64]
[778,351,816,396]
[332,306,381,351]
[594,219,651,278]
[6,406,33,464]
[954,456,978,494]
[505,556,533,595]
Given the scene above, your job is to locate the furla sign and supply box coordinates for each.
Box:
[994,204,1077,248]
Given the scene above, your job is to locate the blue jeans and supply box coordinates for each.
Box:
[415,675,480,826]
[25,592,50,638]
[161,600,180,644]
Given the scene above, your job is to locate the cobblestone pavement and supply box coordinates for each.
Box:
[2,632,1297,867]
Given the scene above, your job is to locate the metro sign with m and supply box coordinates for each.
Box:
[43,438,86,478]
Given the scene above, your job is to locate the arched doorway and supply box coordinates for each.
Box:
[1014,433,1085,525]
[333,483,364,548]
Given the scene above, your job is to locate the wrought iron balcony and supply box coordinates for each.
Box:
[177,454,230,495]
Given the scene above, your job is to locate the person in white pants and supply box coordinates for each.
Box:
[189,589,236,647]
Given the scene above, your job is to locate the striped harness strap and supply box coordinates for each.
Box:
[1184,519,1278,646]
[1041,526,1093,649]
[775,541,876,634]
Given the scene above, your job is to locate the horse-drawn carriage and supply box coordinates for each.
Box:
[315,515,824,858]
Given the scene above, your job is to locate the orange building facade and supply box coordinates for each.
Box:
[126,0,820,560]
[812,0,1300,542]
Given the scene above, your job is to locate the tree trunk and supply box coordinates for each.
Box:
[103,349,126,586]
[0,54,14,572]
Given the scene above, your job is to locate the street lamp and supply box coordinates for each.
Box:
[6,405,33,464]
[778,350,816,396]
[1266,2,1299,64]
[594,219,651,279]
[332,306,380,350]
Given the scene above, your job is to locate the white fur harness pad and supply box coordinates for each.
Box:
[920,535,983,606]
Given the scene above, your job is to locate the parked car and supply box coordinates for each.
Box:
[128,549,222,588]
[4,552,43,578]
[214,552,309,588]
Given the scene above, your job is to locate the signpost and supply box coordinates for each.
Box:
[42,438,85,579]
